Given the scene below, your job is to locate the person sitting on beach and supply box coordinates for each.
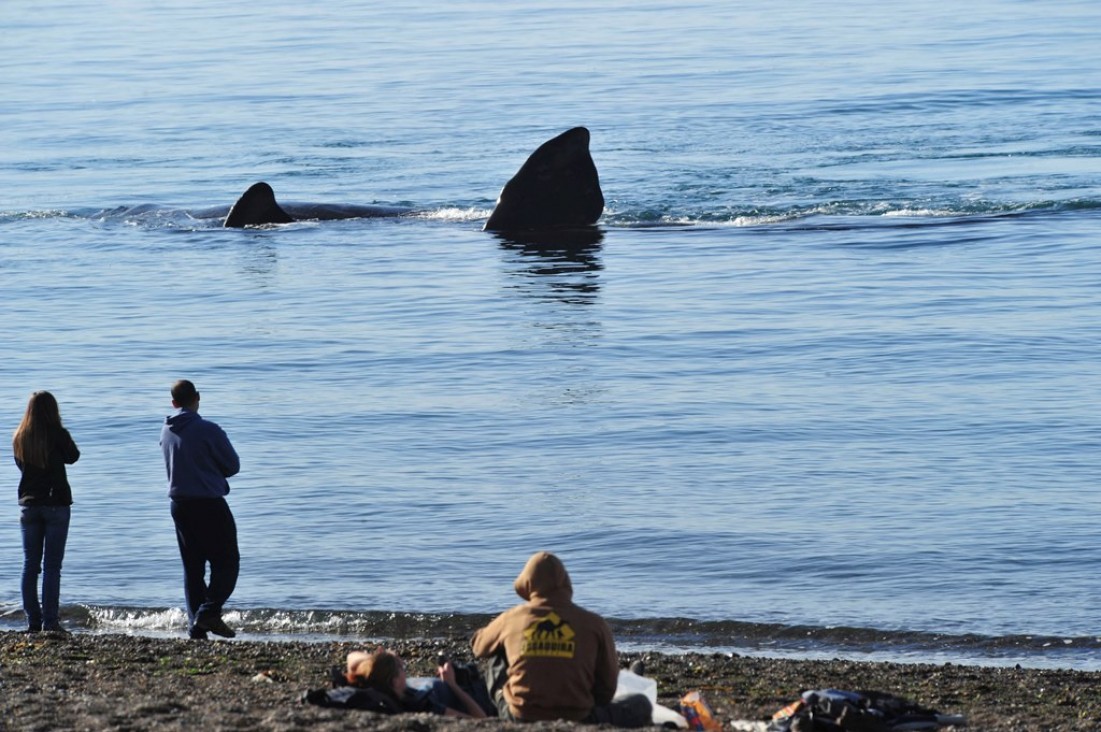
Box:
[471,551,651,727]
[342,647,489,718]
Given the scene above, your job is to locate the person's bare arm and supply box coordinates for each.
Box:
[438,662,488,719]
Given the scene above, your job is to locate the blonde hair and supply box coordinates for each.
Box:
[12,391,64,469]
[346,648,403,692]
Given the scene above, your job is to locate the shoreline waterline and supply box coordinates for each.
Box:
[3,604,1100,671]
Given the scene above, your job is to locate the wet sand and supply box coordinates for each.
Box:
[2,631,1100,730]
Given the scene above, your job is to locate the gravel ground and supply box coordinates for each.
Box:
[2,631,1100,731]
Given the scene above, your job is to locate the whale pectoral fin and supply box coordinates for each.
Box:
[224,182,295,228]
[484,127,604,232]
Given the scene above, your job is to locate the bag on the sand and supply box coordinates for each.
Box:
[766,689,965,732]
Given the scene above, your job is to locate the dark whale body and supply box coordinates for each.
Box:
[223,183,409,228]
[483,126,603,232]
[223,127,603,232]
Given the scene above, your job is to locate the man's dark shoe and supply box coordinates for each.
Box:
[195,614,236,638]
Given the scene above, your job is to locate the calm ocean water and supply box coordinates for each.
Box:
[2,0,1100,669]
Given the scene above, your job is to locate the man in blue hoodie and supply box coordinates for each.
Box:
[160,379,241,639]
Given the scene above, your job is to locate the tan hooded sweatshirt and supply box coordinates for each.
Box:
[471,551,619,721]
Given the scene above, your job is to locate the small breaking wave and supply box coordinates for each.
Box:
[4,604,1100,669]
[411,206,494,223]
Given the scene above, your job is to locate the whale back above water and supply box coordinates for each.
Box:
[483,126,604,233]
[222,127,603,231]
[223,182,409,228]
[223,182,294,228]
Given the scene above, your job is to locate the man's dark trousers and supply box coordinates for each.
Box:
[171,497,239,633]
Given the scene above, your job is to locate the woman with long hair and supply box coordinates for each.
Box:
[13,391,80,633]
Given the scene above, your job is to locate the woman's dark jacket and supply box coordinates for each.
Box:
[15,427,80,506]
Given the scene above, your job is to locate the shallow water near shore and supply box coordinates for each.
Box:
[2,1,1101,670]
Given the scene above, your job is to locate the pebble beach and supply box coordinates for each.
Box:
[3,631,1100,731]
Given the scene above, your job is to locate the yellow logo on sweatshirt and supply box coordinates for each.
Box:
[521,611,576,658]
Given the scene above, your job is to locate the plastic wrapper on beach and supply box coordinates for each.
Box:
[679,690,722,731]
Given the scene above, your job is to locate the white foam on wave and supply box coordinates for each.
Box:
[73,606,403,638]
[412,206,492,223]
[85,605,190,632]
[883,208,955,218]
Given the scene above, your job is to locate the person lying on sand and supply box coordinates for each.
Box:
[343,647,489,718]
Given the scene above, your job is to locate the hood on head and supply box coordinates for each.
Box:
[514,551,573,604]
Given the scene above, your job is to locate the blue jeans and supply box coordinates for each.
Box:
[20,504,71,630]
